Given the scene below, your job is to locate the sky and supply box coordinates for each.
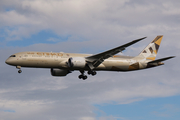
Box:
[0,0,180,120]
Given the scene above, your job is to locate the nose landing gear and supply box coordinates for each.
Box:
[16,66,22,74]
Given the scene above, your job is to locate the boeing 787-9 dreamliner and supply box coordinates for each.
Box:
[5,35,175,80]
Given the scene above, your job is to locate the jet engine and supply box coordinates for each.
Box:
[51,68,70,76]
[67,57,86,68]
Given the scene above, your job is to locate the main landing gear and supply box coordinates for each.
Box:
[16,66,22,74]
[78,70,97,80]
[78,70,87,80]
[87,71,97,76]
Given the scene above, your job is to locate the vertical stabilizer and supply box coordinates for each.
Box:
[138,35,163,61]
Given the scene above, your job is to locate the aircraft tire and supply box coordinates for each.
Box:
[92,71,97,76]
[18,70,22,73]
[82,75,87,80]
[78,75,83,79]
[88,71,97,76]
[87,71,91,75]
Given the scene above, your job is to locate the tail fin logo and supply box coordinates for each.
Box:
[139,35,163,61]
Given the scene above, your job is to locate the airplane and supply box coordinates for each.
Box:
[5,35,175,80]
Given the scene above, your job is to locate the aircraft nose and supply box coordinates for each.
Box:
[5,58,10,64]
[5,58,13,65]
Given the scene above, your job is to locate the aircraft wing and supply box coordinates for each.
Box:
[86,37,147,69]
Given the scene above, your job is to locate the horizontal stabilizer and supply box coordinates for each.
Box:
[148,56,175,64]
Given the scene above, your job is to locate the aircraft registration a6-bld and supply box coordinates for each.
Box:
[6,35,175,80]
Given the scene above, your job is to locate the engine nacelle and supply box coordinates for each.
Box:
[68,57,86,68]
[51,68,70,76]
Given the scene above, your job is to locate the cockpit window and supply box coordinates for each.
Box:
[10,55,16,57]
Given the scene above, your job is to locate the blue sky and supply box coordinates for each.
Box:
[5,30,68,47]
[95,96,180,120]
[0,29,71,47]
[0,0,180,120]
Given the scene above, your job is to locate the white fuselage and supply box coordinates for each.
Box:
[5,51,149,72]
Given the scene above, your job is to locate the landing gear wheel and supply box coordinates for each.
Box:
[78,75,83,79]
[78,75,87,80]
[82,75,87,80]
[18,70,22,73]
[92,71,97,76]
[87,71,97,76]
[87,71,91,75]
[78,70,88,80]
